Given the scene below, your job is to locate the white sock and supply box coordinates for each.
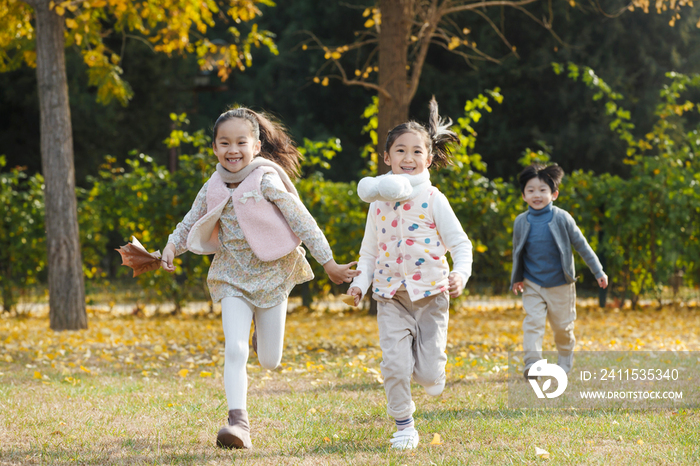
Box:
[395,416,414,431]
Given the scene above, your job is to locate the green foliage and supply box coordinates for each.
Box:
[554,64,700,306]
[0,157,46,312]
[4,71,699,308]
[434,89,521,293]
[359,96,379,176]
[298,136,341,174]
[79,119,214,310]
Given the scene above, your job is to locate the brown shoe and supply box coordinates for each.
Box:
[216,409,252,449]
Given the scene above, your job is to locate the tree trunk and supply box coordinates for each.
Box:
[376,0,413,175]
[34,0,87,330]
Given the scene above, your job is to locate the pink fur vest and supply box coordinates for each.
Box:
[186,168,301,261]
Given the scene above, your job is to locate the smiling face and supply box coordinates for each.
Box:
[213,117,261,173]
[522,176,558,210]
[383,131,432,176]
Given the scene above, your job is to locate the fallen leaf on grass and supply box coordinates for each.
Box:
[535,446,550,459]
[178,369,189,378]
[79,365,91,373]
[430,433,443,445]
[637,439,644,445]
[33,371,42,379]
[199,371,212,378]
[323,436,331,443]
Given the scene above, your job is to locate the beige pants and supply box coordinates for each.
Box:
[374,288,449,420]
[522,278,577,371]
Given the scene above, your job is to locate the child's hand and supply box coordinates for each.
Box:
[597,273,609,289]
[161,244,176,273]
[347,287,363,306]
[512,282,524,295]
[448,272,464,298]
[323,259,361,285]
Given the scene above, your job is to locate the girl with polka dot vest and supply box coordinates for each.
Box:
[348,98,473,450]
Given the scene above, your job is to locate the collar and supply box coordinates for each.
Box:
[215,157,298,197]
[357,170,431,203]
[528,202,553,216]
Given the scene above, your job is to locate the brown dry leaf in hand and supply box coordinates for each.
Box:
[535,446,550,459]
[340,295,356,307]
[116,237,163,277]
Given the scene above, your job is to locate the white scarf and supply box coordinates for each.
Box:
[215,157,298,197]
[357,170,431,203]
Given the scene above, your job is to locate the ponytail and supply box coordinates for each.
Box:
[213,107,302,179]
[427,96,459,169]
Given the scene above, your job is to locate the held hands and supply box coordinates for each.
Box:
[347,286,363,306]
[512,281,525,295]
[448,272,464,298]
[323,259,361,285]
[161,244,176,273]
[597,273,609,289]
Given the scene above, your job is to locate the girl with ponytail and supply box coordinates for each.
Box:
[347,98,473,450]
[161,106,360,450]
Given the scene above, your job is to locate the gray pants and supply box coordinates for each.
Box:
[374,288,449,420]
[522,278,576,372]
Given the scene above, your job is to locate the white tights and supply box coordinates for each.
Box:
[221,296,287,410]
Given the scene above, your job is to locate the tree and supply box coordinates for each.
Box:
[0,0,277,329]
[305,0,698,174]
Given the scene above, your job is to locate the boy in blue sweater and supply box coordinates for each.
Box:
[511,164,608,377]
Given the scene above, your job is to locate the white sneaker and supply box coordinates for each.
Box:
[390,427,419,450]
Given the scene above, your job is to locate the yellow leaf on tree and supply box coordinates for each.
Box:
[364,18,375,28]
[321,77,329,86]
[178,369,189,377]
[430,433,443,445]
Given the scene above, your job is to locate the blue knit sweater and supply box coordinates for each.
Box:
[522,203,567,288]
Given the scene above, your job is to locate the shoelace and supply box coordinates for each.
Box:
[390,428,419,449]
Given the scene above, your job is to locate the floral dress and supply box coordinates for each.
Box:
[168,173,333,307]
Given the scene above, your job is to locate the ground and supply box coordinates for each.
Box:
[0,300,698,465]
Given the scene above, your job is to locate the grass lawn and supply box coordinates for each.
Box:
[1,302,699,465]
